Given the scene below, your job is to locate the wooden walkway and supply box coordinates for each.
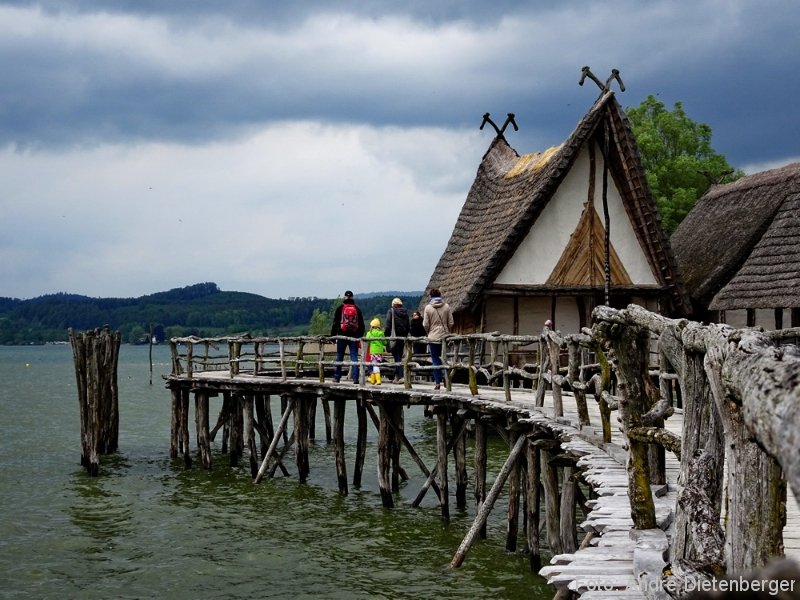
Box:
[169,370,800,598]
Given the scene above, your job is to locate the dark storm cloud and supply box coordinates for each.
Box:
[0,0,798,299]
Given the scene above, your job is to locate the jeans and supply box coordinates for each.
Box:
[390,340,404,379]
[429,340,443,385]
[335,338,360,383]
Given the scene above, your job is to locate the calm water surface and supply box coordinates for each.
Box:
[0,345,553,599]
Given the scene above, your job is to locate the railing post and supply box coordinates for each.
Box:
[503,340,511,402]
[443,339,452,392]
[186,341,194,379]
[278,339,287,381]
[468,338,478,396]
[403,338,412,389]
[318,339,326,382]
[295,340,304,379]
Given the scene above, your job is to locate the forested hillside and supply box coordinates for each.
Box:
[0,282,422,344]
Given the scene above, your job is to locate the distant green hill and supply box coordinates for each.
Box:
[0,283,422,345]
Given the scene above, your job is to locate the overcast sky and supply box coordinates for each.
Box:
[2,0,798,301]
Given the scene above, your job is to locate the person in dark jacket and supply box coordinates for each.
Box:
[410,310,427,355]
[384,298,410,383]
[330,290,365,383]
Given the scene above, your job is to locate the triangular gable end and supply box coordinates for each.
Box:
[546,202,632,286]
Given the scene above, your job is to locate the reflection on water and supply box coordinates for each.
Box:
[0,345,553,599]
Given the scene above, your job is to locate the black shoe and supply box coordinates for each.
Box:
[434,384,441,390]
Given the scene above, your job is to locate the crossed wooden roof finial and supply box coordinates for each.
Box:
[579,66,625,94]
[480,112,519,138]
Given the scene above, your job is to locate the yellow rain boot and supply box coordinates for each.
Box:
[368,373,375,384]
[375,373,382,385]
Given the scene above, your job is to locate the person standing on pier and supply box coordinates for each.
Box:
[423,288,453,390]
[366,318,387,385]
[384,298,410,383]
[410,310,427,355]
[331,290,365,383]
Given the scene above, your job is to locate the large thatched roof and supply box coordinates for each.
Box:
[671,161,800,311]
[424,91,689,316]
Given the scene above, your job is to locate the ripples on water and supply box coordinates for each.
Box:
[0,345,553,599]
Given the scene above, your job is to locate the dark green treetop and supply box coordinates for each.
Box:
[627,95,743,233]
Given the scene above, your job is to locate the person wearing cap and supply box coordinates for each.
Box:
[330,290,365,383]
[423,288,453,390]
[384,298,410,383]
[365,317,387,384]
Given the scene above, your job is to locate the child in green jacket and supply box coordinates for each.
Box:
[366,318,386,384]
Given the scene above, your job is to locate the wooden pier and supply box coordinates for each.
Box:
[165,306,800,599]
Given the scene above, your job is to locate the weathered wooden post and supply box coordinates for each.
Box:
[474,416,488,539]
[526,435,542,570]
[505,427,522,552]
[69,326,121,476]
[452,410,468,510]
[294,393,311,482]
[333,395,348,495]
[353,395,368,488]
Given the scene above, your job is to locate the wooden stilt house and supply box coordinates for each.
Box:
[423,90,690,337]
[671,161,800,329]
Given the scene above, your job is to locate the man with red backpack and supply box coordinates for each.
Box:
[330,290,365,383]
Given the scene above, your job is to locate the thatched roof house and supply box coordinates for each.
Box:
[671,161,800,329]
[423,91,689,336]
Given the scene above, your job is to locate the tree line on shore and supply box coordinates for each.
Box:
[0,282,422,345]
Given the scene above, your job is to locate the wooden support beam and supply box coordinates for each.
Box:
[526,439,542,571]
[244,394,258,478]
[559,466,577,554]
[437,410,450,521]
[254,398,295,483]
[333,398,348,496]
[353,397,367,488]
[475,418,488,540]
[450,433,528,568]
[542,448,563,556]
[294,394,311,483]
[195,391,212,470]
[453,411,468,510]
[506,430,522,552]
[412,417,469,508]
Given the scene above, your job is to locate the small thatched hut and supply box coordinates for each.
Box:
[423,91,689,336]
[671,161,800,329]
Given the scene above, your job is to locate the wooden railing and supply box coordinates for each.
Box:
[591,304,800,595]
[168,330,613,422]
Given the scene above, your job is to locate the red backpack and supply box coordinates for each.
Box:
[340,303,359,335]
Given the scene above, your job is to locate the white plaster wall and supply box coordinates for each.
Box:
[725,310,749,328]
[484,297,516,333]
[519,297,551,335]
[756,308,775,329]
[554,297,582,334]
[494,144,658,286]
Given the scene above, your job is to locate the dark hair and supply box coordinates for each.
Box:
[429,288,441,297]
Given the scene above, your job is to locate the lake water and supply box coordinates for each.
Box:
[0,344,554,599]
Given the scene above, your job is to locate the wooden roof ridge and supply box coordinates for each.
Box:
[424,90,690,316]
[672,162,800,312]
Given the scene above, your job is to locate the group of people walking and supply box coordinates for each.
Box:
[330,288,453,390]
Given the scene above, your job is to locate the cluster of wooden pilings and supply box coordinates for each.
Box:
[165,373,601,575]
[165,330,621,574]
[69,326,121,476]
